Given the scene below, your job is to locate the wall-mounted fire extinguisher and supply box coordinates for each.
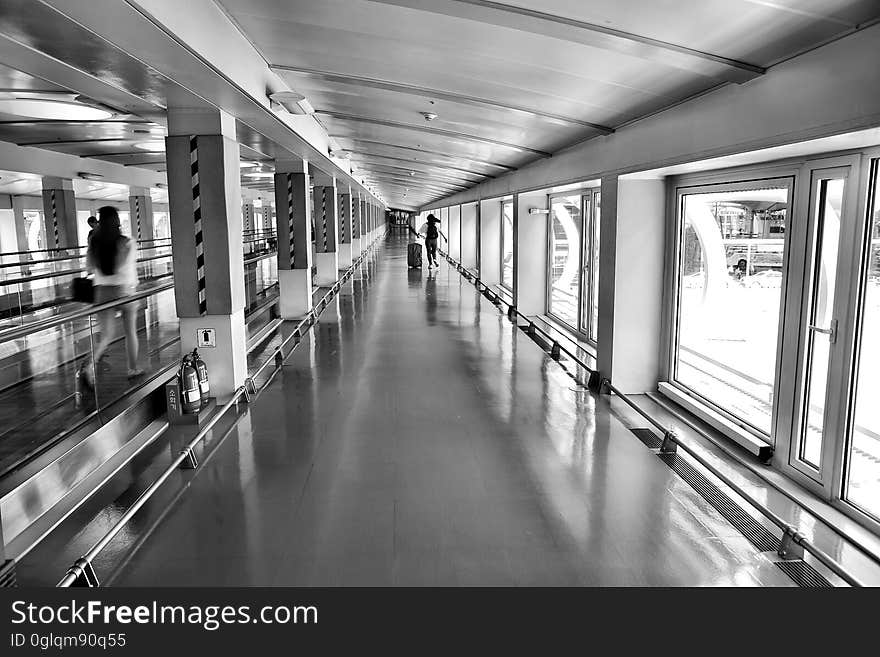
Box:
[179,354,201,414]
[191,348,210,403]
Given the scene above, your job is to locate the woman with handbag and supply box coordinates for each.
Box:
[78,206,143,386]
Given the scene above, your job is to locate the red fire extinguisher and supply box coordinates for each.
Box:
[179,354,201,414]
[191,348,210,403]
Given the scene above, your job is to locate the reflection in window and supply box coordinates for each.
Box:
[549,195,582,329]
[586,192,600,342]
[501,200,514,290]
[846,162,880,520]
[23,211,44,251]
[674,183,790,435]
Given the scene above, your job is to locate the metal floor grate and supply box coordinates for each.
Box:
[630,427,662,449]
[657,452,833,587]
[775,560,833,588]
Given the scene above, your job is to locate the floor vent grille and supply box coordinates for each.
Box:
[775,560,833,588]
[630,428,662,449]
[659,452,778,552]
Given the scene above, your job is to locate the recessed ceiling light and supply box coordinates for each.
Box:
[0,97,113,121]
[135,140,165,152]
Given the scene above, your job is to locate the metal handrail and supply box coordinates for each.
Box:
[57,237,379,587]
[440,251,866,587]
[0,237,172,259]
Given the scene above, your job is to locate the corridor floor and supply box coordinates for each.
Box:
[21,235,794,586]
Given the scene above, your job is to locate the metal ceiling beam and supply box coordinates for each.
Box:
[362,175,465,191]
[317,111,551,156]
[351,159,484,183]
[329,136,516,171]
[365,0,765,83]
[271,64,613,133]
[15,137,137,147]
[344,149,495,178]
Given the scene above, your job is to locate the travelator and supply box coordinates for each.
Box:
[0,231,280,568]
[436,249,874,588]
[55,230,386,587]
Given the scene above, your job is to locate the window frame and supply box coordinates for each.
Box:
[546,192,585,333]
[500,199,514,293]
[666,174,796,443]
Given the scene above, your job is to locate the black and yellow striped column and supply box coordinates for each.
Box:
[40,177,78,251]
[274,158,313,318]
[128,187,154,242]
[312,180,339,286]
[165,109,246,401]
[337,187,353,268]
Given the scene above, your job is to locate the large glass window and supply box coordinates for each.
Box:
[846,160,880,520]
[673,181,791,436]
[583,191,600,342]
[501,200,514,291]
[548,194,582,329]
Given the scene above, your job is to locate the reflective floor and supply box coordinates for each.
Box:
[17,236,794,586]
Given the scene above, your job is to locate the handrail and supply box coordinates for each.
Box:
[0,237,172,259]
[0,282,175,344]
[440,250,866,588]
[0,234,273,270]
[57,237,379,587]
[1,246,277,287]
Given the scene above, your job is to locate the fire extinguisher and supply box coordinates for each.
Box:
[191,348,210,403]
[179,354,201,414]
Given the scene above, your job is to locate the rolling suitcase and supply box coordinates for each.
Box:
[407,242,423,268]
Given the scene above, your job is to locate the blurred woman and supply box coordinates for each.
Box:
[78,206,143,385]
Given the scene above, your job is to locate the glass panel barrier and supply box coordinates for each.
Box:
[846,161,880,520]
[548,194,582,329]
[501,200,514,291]
[674,182,790,436]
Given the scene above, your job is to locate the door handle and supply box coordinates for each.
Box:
[808,319,837,344]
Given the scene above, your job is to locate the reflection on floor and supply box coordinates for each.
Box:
[17,237,794,586]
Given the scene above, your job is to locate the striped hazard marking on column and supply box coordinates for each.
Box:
[320,187,328,252]
[338,193,346,243]
[191,136,207,315]
[50,189,59,248]
[134,196,142,240]
[287,174,295,268]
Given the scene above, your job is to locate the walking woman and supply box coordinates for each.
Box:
[78,206,143,386]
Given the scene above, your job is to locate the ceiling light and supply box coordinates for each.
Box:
[0,97,113,121]
[420,112,437,121]
[135,140,165,152]
[270,91,314,115]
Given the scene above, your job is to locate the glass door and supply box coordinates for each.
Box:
[787,162,858,490]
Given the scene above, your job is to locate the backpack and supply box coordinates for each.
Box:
[427,222,439,239]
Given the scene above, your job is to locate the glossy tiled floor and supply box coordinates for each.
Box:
[18,235,795,586]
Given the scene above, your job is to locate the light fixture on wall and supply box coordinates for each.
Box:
[269,91,314,115]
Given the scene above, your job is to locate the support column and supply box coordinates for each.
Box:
[274,158,314,319]
[166,108,246,401]
[514,191,548,315]
[351,192,362,258]
[129,187,154,242]
[596,176,665,394]
[41,177,78,250]
[242,200,256,255]
[313,180,339,285]
[337,187,353,269]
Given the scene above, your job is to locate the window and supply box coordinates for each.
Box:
[548,194,582,330]
[672,180,791,436]
[23,211,44,251]
[501,200,514,291]
[584,191,600,342]
[845,159,880,520]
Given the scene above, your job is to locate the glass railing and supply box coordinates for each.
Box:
[0,253,281,478]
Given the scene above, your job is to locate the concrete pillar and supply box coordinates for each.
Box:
[10,195,28,253]
[242,200,256,255]
[351,193,362,258]
[129,187,154,241]
[449,204,461,261]
[165,107,246,401]
[337,187,353,268]
[596,176,666,394]
[41,177,78,250]
[461,202,478,270]
[313,181,339,285]
[514,191,549,315]
[273,158,313,319]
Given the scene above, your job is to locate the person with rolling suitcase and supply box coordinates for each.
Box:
[417,214,446,268]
